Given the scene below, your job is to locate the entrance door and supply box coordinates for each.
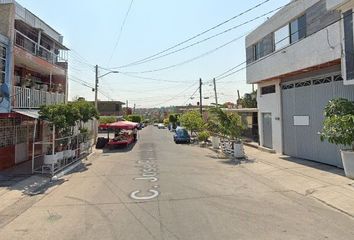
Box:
[262,113,273,149]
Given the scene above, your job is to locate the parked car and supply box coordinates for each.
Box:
[174,128,191,144]
[153,123,159,127]
[157,123,165,129]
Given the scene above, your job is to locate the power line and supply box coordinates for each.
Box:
[107,5,284,71]
[119,72,192,83]
[183,86,200,106]
[149,81,199,107]
[120,32,248,74]
[107,0,273,69]
[107,0,135,65]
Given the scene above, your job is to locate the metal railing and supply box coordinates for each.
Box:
[13,86,65,109]
[14,30,67,66]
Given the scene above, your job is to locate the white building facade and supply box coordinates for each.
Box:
[246,0,354,167]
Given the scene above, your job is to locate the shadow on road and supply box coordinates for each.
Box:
[102,142,137,153]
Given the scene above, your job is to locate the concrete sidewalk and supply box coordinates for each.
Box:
[242,146,354,217]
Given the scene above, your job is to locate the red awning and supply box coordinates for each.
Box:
[102,121,138,130]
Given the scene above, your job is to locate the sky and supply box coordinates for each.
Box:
[16,0,290,108]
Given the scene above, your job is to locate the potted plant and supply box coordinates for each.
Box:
[44,146,57,165]
[206,116,222,149]
[209,108,245,158]
[320,98,354,179]
[198,130,210,147]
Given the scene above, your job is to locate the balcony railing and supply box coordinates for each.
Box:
[13,86,65,109]
[14,30,67,67]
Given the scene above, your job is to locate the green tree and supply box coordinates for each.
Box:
[72,100,99,124]
[180,111,204,134]
[126,115,142,123]
[99,116,117,124]
[169,113,180,128]
[208,108,243,141]
[238,91,257,108]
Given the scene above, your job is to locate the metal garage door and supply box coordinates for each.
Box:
[281,74,354,167]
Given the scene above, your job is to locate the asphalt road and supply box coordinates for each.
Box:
[1,126,354,240]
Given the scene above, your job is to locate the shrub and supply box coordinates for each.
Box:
[320,98,354,150]
[198,131,210,142]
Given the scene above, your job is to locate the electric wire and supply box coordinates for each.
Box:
[107,0,273,69]
[107,0,135,65]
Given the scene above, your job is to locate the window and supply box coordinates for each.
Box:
[290,15,306,43]
[261,85,276,95]
[253,42,262,61]
[344,10,354,80]
[275,25,290,51]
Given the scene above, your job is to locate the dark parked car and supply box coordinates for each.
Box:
[174,128,190,144]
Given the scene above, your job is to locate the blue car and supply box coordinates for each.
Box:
[173,128,191,144]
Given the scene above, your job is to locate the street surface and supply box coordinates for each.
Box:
[0,126,354,239]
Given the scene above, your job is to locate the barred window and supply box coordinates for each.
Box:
[0,126,15,147]
[261,85,276,95]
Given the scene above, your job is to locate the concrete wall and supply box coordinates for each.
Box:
[257,79,282,153]
[0,3,14,37]
[246,22,341,84]
[327,0,350,10]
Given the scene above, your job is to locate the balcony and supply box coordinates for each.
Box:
[13,86,65,109]
[14,30,67,68]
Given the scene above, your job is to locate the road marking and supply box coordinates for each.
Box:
[130,150,160,201]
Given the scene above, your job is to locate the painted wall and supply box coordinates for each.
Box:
[257,79,282,153]
[246,22,341,84]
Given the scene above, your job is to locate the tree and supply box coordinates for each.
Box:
[180,111,204,134]
[169,113,180,128]
[99,116,117,125]
[163,118,169,126]
[39,100,99,137]
[238,91,257,108]
[126,115,142,123]
[73,100,99,124]
[208,107,244,141]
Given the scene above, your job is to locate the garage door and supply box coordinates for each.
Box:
[281,74,354,167]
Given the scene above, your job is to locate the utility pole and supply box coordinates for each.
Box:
[94,65,99,144]
[213,78,218,108]
[95,65,99,109]
[199,78,203,116]
[126,100,129,115]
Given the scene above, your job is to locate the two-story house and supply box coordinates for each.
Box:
[245,0,354,167]
[0,1,68,170]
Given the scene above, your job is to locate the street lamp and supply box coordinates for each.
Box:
[98,70,120,79]
[95,66,119,109]
[94,66,120,144]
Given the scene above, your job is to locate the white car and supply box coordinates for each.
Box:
[157,123,165,129]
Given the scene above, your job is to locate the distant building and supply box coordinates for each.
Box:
[88,101,125,116]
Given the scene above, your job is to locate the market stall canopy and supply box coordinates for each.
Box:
[101,121,139,130]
